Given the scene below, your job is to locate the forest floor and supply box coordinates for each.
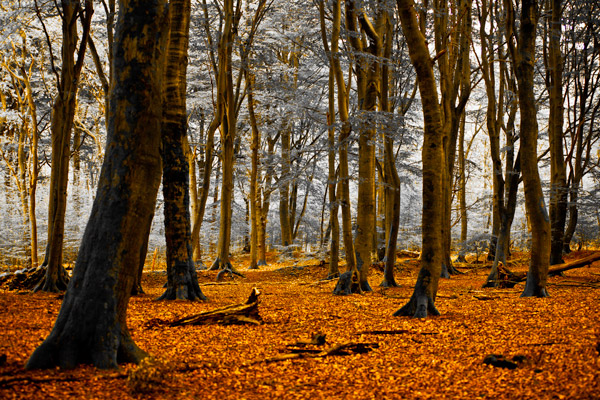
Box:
[0,249,599,399]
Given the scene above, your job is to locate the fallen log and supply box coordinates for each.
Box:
[169,287,262,326]
[548,252,600,276]
[498,252,600,285]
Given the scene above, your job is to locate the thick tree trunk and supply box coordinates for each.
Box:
[394,0,444,318]
[158,0,206,301]
[26,0,165,368]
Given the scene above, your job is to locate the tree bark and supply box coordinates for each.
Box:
[36,0,93,292]
[26,0,166,368]
[379,12,400,288]
[394,0,444,318]
[212,0,237,272]
[247,71,260,270]
[158,0,206,301]
[545,0,567,266]
[507,0,551,297]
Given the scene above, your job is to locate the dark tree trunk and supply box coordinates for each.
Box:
[546,0,567,266]
[26,0,166,369]
[510,0,551,297]
[484,153,521,287]
[158,0,206,301]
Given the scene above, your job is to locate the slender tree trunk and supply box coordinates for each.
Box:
[394,0,444,318]
[212,0,237,272]
[546,0,567,265]
[377,10,400,288]
[26,0,165,368]
[279,125,293,248]
[23,63,39,268]
[188,137,202,260]
[36,0,93,292]
[326,69,340,279]
[158,0,206,301]
[328,0,356,273]
[247,71,260,270]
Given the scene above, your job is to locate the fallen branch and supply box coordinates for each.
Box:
[0,371,127,386]
[199,282,240,286]
[159,287,262,327]
[253,342,379,364]
[502,252,600,284]
[357,329,438,336]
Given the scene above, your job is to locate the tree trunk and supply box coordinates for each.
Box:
[394,0,444,318]
[378,11,399,288]
[26,0,165,368]
[212,0,237,272]
[247,71,260,270]
[158,0,206,301]
[23,63,40,268]
[545,0,567,265]
[279,125,293,248]
[36,0,93,293]
[436,0,472,277]
[508,0,551,297]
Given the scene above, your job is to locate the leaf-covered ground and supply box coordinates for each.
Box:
[1,250,599,399]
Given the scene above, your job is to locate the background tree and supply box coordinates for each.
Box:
[0,31,41,268]
[476,0,522,287]
[318,0,340,279]
[35,0,93,292]
[561,0,600,253]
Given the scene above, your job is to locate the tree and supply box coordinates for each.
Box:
[0,31,41,268]
[318,0,340,279]
[331,0,357,277]
[247,70,261,270]
[505,0,550,297]
[476,0,521,287]
[346,0,380,292]
[433,0,473,277]
[158,0,206,301]
[35,0,93,292]
[26,0,166,369]
[561,0,600,253]
[379,10,402,288]
[211,0,238,272]
[544,0,567,266]
[394,0,445,317]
